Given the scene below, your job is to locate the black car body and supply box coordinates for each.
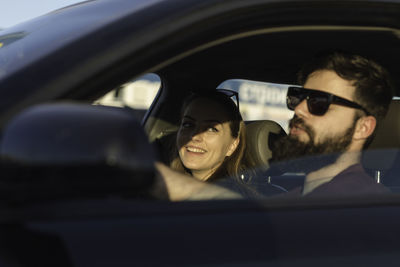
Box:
[0,0,399,266]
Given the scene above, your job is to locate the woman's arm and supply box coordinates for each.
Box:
[152,162,243,201]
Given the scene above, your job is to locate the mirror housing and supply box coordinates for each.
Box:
[0,103,157,201]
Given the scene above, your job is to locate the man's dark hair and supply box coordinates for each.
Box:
[297,51,394,122]
[297,51,395,147]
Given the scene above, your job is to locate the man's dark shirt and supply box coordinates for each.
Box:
[286,163,390,197]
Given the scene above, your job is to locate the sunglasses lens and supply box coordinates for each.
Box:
[287,87,304,110]
[287,87,332,116]
[217,89,239,108]
[307,93,330,115]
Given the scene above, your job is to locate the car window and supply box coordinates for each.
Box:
[218,79,294,132]
[94,73,160,121]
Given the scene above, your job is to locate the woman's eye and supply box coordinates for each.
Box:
[181,122,193,128]
[207,127,219,132]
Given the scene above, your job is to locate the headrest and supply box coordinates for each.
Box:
[245,120,287,169]
[368,99,400,149]
[362,99,400,171]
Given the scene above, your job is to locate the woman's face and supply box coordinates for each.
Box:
[176,97,239,181]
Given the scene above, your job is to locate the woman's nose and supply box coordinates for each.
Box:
[190,129,204,142]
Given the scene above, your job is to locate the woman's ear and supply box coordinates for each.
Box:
[226,138,240,156]
[354,115,377,140]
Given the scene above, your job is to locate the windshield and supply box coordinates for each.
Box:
[0,0,162,80]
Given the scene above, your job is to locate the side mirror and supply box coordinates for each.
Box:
[0,103,157,202]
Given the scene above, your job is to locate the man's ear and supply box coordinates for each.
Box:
[226,138,240,156]
[354,115,377,140]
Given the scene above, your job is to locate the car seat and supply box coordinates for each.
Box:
[244,120,304,192]
[245,120,287,170]
[362,99,400,189]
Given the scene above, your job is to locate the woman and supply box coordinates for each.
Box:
[169,91,253,182]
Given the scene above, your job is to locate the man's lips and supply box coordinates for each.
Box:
[290,124,305,135]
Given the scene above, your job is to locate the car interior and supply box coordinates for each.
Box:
[137,27,400,193]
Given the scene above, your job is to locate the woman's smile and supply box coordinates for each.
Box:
[186,145,207,154]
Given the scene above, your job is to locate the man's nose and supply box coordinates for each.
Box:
[294,98,310,118]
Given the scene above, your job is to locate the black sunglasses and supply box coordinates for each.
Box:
[217,88,239,110]
[287,86,370,116]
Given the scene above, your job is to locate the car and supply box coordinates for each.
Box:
[0,0,399,266]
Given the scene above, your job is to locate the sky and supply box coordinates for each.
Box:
[1,0,84,29]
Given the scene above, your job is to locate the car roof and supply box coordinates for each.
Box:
[159,27,400,92]
[0,0,399,126]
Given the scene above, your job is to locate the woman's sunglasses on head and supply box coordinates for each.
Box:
[286,86,370,116]
[217,88,239,110]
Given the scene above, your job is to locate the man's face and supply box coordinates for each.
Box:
[272,70,361,170]
[290,70,359,146]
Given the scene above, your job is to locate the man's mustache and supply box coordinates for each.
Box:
[289,115,314,141]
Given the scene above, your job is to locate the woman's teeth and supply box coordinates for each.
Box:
[187,147,206,153]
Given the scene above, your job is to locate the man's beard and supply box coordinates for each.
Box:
[271,115,357,174]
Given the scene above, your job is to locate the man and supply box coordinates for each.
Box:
[272,51,394,196]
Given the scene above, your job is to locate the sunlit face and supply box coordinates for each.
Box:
[272,70,361,172]
[176,97,239,181]
[290,70,359,148]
